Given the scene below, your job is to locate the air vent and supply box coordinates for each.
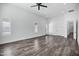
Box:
[68,10,75,13]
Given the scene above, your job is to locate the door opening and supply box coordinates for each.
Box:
[67,21,74,39]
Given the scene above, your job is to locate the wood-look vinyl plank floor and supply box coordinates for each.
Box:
[0,35,79,56]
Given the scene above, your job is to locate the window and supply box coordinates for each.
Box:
[2,21,11,36]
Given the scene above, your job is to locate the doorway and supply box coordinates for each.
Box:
[76,20,78,45]
[67,21,74,39]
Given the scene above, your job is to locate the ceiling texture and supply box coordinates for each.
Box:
[12,3,77,19]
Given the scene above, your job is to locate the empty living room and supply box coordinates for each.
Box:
[0,2,79,56]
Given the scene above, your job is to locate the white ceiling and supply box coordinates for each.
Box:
[24,3,65,18]
[12,3,77,19]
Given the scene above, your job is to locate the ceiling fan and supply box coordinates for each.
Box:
[31,3,47,10]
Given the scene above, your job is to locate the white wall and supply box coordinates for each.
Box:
[48,15,67,37]
[0,3,47,44]
[48,12,77,38]
[48,4,77,38]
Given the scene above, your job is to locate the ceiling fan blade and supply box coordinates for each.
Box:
[31,5,37,7]
[40,5,47,8]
